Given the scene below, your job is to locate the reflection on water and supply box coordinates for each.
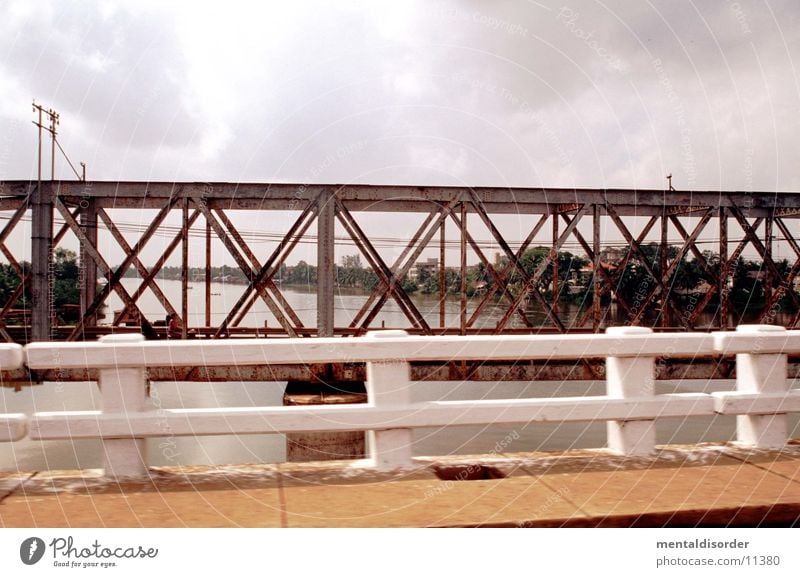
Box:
[103,279,796,331]
[3,377,798,472]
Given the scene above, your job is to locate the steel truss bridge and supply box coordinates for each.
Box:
[2,180,800,383]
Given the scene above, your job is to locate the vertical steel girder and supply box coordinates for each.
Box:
[316,190,336,338]
[31,184,52,341]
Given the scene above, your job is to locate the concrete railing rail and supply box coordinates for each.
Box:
[0,325,799,477]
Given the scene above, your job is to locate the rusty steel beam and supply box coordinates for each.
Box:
[4,181,800,217]
[54,197,169,340]
[56,197,159,340]
[316,190,335,338]
[216,202,316,335]
[552,211,559,315]
[30,183,52,341]
[439,217,446,328]
[205,218,212,327]
[73,197,179,325]
[465,188,545,324]
[446,205,538,329]
[719,208,729,329]
[335,198,431,332]
[466,212,549,328]
[759,217,800,325]
[663,210,714,282]
[765,214,774,307]
[606,204,690,329]
[665,205,713,216]
[79,200,98,327]
[460,201,467,335]
[350,206,446,331]
[213,207,304,328]
[32,181,800,209]
[193,196,298,337]
[119,209,202,325]
[493,206,589,332]
[0,199,31,274]
[730,205,800,311]
[0,211,77,336]
[567,213,659,326]
[181,198,189,337]
[660,210,669,328]
[96,208,179,323]
[668,215,723,329]
[593,205,601,331]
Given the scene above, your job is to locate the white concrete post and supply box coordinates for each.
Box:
[734,324,788,449]
[605,326,656,456]
[365,330,414,471]
[99,333,149,478]
[0,344,25,442]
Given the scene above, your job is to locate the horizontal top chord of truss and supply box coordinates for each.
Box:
[2,180,799,215]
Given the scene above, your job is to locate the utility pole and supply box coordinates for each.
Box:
[32,101,59,180]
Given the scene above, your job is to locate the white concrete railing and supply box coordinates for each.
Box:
[0,343,25,443]
[1,325,799,477]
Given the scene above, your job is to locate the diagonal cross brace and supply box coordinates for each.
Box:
[605,204,689,329]
[192,197,298,337]
[96,208,180,324]
[730,205,800,312]
[446,208,541,329]
[215,202,317,335]
[213,208,304,328]
[57,198,158,341]
[352,199,464,330]
[335,198,431,332]
[465,194,551,328]
[492,206,590,332]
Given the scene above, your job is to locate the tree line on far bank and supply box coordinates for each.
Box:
[0,244,795,326]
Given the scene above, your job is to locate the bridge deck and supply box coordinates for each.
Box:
[2,442,799,527]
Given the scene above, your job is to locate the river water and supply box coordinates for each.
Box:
[2,279,798,472]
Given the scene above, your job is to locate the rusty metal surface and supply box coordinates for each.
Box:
[4,181,800,215]
[3,180,800,382]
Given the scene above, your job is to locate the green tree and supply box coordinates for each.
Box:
[53,248,81,323]
[0,261,28,312]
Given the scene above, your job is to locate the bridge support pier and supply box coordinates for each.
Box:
[283,379,367,462]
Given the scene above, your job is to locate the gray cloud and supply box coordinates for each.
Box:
[0,0,798,193]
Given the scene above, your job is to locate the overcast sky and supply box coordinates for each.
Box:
[1,0,799,272]
[2,0,798,191]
